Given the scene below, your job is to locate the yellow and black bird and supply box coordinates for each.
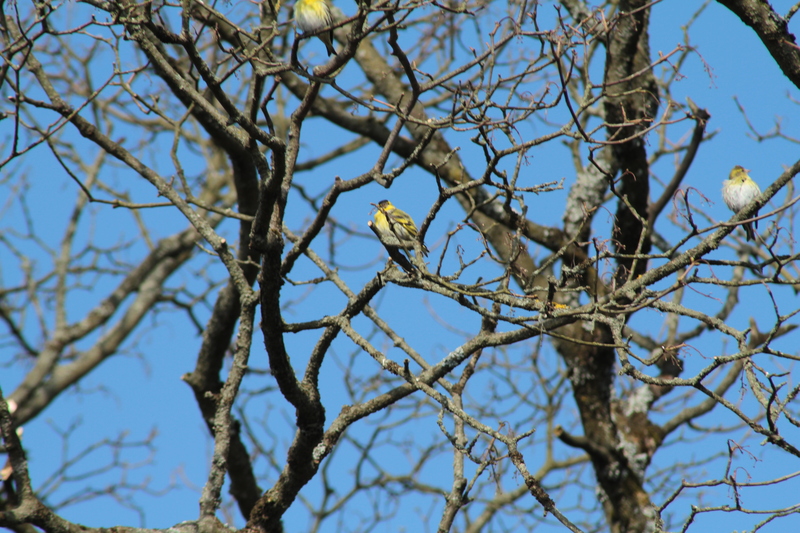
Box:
[372,200,429,256]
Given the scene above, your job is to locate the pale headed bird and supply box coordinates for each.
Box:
[294,0,337,56]
[722,165,761,241]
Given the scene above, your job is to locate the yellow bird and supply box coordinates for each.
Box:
[722,165,761,241]
[294,0,337,57]
[372,200,429,256]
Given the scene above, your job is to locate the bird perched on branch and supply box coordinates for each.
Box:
[722,165,761,241]
[372,200,429,256]
[294,0,337,56]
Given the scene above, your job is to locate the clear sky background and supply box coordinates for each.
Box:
[2,0,800,531]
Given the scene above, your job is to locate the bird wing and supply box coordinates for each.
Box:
[386,210,418,240]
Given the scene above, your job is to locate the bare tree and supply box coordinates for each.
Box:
[2,1,800,532]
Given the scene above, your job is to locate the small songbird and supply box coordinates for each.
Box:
[722,165,761,241]
[294,0,337,57]
[372,200,429,256]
